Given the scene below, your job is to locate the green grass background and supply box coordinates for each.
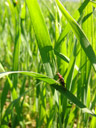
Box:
[0,0,96,127]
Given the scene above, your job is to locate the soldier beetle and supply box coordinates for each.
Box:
[57,72,65,87]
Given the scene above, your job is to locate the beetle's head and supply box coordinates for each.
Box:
[56,72,62,79]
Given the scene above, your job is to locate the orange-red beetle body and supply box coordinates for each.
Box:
[57,72,65,87]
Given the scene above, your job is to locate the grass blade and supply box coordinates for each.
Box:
[26,0,55,77]
[54,50,79,71]
[0,71,57,84]
[52,84,96,117]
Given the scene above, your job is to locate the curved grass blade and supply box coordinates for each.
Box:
[82,12,93,23]
[0,71,57,85]
[54,50,69,63]
[0,71,96,116]
[55,0,96,71]
[54,50,79,71]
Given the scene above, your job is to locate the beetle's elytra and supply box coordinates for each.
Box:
[57,72,65,87]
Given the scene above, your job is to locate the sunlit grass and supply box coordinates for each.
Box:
[0,0,96,127]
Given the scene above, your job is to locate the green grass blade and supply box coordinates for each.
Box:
[54,50,69,63]
[1,80,10,113]
[78,0,89,14]
[56,0,96,71]
[26,0,55,77]
[52,84,96,117]
[0,63,13,113]
[55,9,59,42]
[54,50,79,71]
[82,12,93,23]
[66,56,76,90]
[55,24,70,49]
[13,30,21,72]
[21,2,25,20]
[0,71,57,84]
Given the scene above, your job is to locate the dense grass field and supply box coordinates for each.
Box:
[0,0,96,127]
